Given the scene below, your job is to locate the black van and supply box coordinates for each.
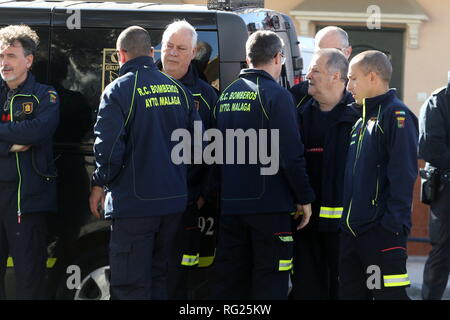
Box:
[0,0,250,300]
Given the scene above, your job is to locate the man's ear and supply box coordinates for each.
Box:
[149,47,155,58]
[26,54,34,70]
[343,46,353,59]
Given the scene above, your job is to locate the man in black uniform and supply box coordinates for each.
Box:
[213,30,314,300]
[160,19,218,299]
[0,25,59,299]
[290,49,358,300]
[419,80,450,300]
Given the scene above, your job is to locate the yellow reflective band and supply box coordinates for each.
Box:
[279,236,293,242]
[198,255,215,268]
[279,259,293,271]
[383,274,411,287]
[319,207,343,219]
[181,253,199,266]
[7,257,57,268]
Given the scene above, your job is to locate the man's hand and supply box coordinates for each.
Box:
[10,144,31,152]
[293,203,312,230]
[196,196,206,210]
[89,186,105,219]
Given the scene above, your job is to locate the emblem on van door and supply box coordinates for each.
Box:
[102,48,120,92]
[22,102,33,114]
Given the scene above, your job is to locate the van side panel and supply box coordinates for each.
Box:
[216,12,247,89]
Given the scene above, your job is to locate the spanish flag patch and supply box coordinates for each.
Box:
[396,116,406,128]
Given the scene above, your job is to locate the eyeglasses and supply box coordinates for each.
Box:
[279,51,286,65]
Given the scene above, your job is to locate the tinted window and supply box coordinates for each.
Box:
[50,28,219,144]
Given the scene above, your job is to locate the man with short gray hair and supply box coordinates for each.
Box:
[0,24,59,300]
[290,26,353,109]
[160,19,218,299]
[213,30,314,299]
[290,48,358,300]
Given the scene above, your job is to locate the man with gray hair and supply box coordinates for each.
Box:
[290,26,352,109]
[89,26,200,300]
[0,24,59,299]
[160,19,218,299]
[290,49,358,300]
[213,30,314,299]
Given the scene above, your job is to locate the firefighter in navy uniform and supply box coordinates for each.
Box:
[160,20,218,299]
[290,49,358,300]
[340,51,418,299]
[0,25,59,300]
[89,26,200,300]
[213,30,314,300]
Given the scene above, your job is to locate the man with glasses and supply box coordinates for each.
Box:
[160,19,218,299]
[213,30,314,300]
[0,25,59,299]
[89,26,200,300]
[290,26,352,109]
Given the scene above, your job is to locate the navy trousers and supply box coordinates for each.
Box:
[339,225,410,300]
[0,182,49,300]
[213,212,293,300]
[109,212,182,300]
[422,182,450,300]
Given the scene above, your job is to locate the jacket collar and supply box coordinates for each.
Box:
[239,68,277,82]
[179,64,198,87]
[306,90,358,123]
[0,71,35,95]
[355,89,396,122]
[119,56,157,76]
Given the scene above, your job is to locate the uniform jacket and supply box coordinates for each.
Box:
[419,86,450,170]
[214,68,315,215]
[341,89,418,236]
[0,72,59,215]
[289,80,311,108]
[298,91,359,232]
[92,56,200,219]
[179,64,218,202]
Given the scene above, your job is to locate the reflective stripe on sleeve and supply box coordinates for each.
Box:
[383,274,411,287]
[279,259,293,271]
[181,253,199,266]
[319,207,343,219]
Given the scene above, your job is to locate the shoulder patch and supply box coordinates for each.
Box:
[49,90,58,103]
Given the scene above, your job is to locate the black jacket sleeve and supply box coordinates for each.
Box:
[419,88,450,169]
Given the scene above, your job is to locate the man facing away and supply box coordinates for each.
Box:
[89,26,199,300]
[213,30,314,300]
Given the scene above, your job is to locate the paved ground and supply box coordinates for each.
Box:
[406,255,450,300]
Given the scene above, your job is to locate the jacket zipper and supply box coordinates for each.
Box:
[9,94,39,223]
[346,99,368,237]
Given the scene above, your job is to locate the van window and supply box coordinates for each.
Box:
[50,28,219,144]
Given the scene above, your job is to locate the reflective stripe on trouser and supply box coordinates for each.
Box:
[279,259,293,271]
[319,207,343,219]
[383,274,411,287]
[181,253,199,266]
